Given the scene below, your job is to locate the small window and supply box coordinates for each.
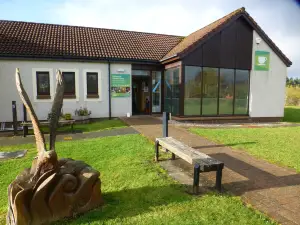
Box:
[36,71,50,99]
[62,72,76,98]
[86,72,99,98]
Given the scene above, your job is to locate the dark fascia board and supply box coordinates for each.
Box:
[0,55,161,65]
[178,13,292,67]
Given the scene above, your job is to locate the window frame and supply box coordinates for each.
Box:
[36,71,51,99]
[83,69,102,101]
[32,68,54,102]
[59,69,79,101]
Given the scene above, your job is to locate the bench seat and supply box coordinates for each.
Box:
[155,137,224,193]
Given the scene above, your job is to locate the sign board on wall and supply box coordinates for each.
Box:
[255,51,270,71]
[111,74,131,97]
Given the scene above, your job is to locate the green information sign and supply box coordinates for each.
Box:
[111,74,131,97]
[255,51,270,71]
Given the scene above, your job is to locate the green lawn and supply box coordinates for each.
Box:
[28,118,126,135]
[283,106,300,122]
[190,126,300,172]
[0,135,274,224]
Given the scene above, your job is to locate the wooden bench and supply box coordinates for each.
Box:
[155,137,224,193]
[21,120,75,137]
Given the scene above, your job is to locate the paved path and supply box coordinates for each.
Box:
[121,116,300,225]
[0,127,138,146]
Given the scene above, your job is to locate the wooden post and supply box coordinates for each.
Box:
[23,104,28,137]
[163,111,169,137]
[193,164,200,194]
[12,101,18,135]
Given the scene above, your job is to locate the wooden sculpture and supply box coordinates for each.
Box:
[7,69,103,225]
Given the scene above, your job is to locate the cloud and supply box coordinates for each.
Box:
[50,0,300,77]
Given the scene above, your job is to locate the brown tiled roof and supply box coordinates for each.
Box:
[161,7,292,66]
[0,20,183,61]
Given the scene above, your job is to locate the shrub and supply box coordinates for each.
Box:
[74,107,92,116]
[286,87,300,106]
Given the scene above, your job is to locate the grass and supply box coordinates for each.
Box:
[190,126,300,172]
[0,135,274,224]
[283,106,300,123]
[28,118,127,134]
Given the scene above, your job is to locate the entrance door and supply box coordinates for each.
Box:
[132,76,150,115]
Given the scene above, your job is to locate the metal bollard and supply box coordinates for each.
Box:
[163,111,169,137]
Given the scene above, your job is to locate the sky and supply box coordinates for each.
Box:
[0,0,299,77]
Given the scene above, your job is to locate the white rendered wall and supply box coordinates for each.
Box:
[0,60,132,122]
[249,30,287,118]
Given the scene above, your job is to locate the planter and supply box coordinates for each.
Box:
[73,115,91,124]
[74,115,90,121]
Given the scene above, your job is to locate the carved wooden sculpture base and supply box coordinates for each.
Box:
[7,158,104,225]
[8,69,104,225]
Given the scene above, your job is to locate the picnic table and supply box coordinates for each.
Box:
[21,120,75,137]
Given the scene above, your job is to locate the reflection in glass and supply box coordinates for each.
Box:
[164,67,180,115]
[36,72,50,96]
[219,69,234,114]
[87,72,98,95]
[152,71,161,112]
[202,67,218,115]
[62,72,76,95]
[235,70,249,115]
[184,66,202,115]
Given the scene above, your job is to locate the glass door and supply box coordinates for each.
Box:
[152,71,162,113]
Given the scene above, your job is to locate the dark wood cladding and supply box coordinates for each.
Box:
[235,18,253,69]
[220,22,236,68]
[182,17,253,70]
[202,33,221,67]
[183,45,203,66]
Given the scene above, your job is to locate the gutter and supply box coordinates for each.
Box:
[159,54,178,63]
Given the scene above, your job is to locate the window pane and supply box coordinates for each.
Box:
[202,67,218,115]
[184,66,202,115]
[234,70,249,115]
[87,72,98,95]
[219,69,234,114]
[62,72,75,95]
[171,68,180,115]
[152,71,161,112]
[164,69,172,113]
[36,72,50,95]
[164,67,180,115]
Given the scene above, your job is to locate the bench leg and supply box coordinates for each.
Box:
[171,153,175,160]
[193,164,200,194]
[216,166,223,192]
[155,140,160,162]
[23,126,28,137]
[71,123,74,133]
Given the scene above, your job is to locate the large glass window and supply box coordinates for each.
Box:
[202,67,218,115]
[152,71,161,113]
[234,70,249,115]
[219,69,234,114]
[184,66,202,115]
[164,67,180,115]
